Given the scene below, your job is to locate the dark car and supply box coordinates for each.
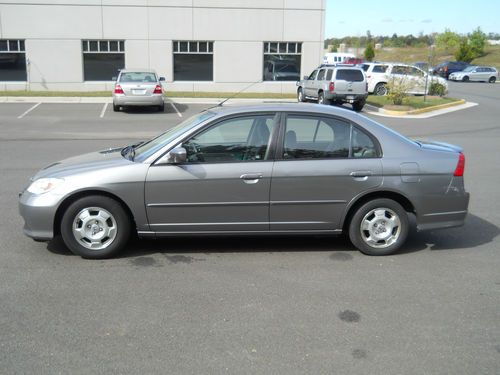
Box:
[19,104,469,259]
[433,61,471,79]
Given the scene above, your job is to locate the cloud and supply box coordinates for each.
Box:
[381,18,393,23]
[421,19,432,23]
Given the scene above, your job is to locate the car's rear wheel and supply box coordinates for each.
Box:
[352,100,365,112]
[297,88,305,102]
[374,83,388,96]
[61,195,131,259]
[489,77,496,83]
[348,198,409,256]
[158,103,165,112]
[113,104,120,112]
[318,91,330,105]
[462,76,469,82]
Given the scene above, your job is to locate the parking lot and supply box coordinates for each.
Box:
[1,82,499,374]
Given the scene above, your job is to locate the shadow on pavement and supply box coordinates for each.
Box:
[118,102,189,115]
[46,213,498,258]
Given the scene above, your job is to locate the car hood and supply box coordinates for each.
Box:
[33,147,133,180]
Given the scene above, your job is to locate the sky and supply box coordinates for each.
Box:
[325,0,500,38]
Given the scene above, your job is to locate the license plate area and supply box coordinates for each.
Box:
[132,89,147,95]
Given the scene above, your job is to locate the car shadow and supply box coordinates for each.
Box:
[45,213,498,258]
[119,102,189,115]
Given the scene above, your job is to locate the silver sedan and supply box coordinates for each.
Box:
[19,104,470,259]
[112,69,165,111]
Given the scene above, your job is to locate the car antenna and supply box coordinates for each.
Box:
[204,80,263,111]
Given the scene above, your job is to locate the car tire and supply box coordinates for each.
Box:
[297,88,305,102]
[489,77,496,83]
[348,198,409,256]
[374,83,388,96]
[318,91,330,105]
[113,104,120,112]
[462,76,469,82]
[158,103,165,112]
[352,100,365,112]
[60,195,131,259]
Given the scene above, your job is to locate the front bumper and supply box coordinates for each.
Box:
[18,190,61,241]
[113,94,164,107]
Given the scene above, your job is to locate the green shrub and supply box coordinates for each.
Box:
[429,82,447,97]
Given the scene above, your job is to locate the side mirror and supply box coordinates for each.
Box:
[159,76,166,82]
[164,147,187,164]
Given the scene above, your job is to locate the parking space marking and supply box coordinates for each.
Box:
[170,102,182,117]
[100,103,108,118]
[17,102,42,119]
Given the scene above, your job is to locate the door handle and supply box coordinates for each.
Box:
[240,173,263,184]
[350,171,373,178]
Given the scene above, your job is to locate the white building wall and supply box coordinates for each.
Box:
[0,0,326,92]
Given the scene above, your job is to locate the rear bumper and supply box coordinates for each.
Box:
[325,93,368,102]
[416,192,470,231]
[113,95,164,107]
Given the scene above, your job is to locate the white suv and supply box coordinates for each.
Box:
[361,62,448,96]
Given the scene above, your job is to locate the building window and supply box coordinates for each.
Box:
[82,40,125,81]
[263,42,302,81]
[0,39,27,81]
[173,41,213,81]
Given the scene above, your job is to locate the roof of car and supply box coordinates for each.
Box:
[119,69,157,73]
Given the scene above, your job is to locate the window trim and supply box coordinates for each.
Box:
[275,112,382,161]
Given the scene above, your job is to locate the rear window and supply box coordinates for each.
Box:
[372,65,388,73]
[336,69,364,82]
[119,72,157,83]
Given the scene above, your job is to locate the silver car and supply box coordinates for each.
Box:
[448,66,498,83]
[112,69,165,112]
[19,104,469,259]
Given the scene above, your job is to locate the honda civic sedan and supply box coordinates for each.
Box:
[19,104,469,259]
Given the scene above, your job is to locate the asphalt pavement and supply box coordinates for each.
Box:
[0,82,499,374]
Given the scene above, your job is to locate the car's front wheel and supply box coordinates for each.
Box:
[61,195,131,259]
[348,198,409,256]
[462,76,469,82]
[297,88,305,102]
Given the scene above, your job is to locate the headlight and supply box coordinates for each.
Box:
[27,178,65,195]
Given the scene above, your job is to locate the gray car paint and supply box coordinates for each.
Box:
[19,103,469,242]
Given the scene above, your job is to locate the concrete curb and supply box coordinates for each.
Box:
[374,99,466,116]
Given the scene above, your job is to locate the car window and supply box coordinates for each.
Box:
[392,66,408,75]
[317,69,326,80]
[182,115,276,163]
[336,69,364,82]
[372,65,388,73]
[352,127,378,158]
[408,67,424,77]
[308,70,318,80]
[119,72,157,83]
[283,115,350,159]
[361,64,370,72]
[326,69,333,80]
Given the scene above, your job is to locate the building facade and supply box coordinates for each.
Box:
[0,0,325,93]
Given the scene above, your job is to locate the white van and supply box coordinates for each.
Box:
[323,52,355,65]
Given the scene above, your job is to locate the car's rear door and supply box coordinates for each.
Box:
[145,113,278,233]
[269,113,383,231]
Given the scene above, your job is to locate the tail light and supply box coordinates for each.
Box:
[329,82,335,92]
[444,66,448,73]
[153,85,163,94]
[114,85,124,94]
[454,153,465,176]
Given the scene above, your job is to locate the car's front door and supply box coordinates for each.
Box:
[304,69,318,97]
[270,113,383,231]
[145,113,278,233]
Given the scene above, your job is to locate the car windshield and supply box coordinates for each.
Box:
[132,111,217,162]
[119,72,157,83]
[462,66,477,72]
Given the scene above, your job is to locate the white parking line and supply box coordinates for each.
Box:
[100,103,108,118]
[17,102,41,119]
[170,102,182,117]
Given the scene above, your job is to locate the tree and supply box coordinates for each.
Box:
[469,27,487,57]
[455,38,475,63]
[364,43,375,61]
[435,29,461,52]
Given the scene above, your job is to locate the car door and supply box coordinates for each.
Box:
[304,69,318,97]
[314,68,327,98]
[408,66,426,94]
[144,113,278,233]
[269,113,383,231]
